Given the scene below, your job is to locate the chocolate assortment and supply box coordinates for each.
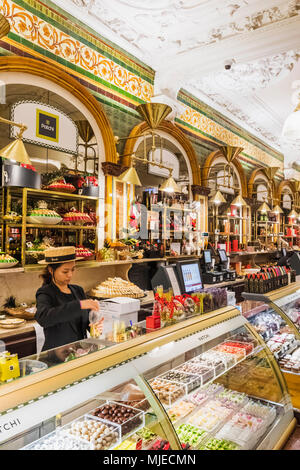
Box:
[91,402,143,436]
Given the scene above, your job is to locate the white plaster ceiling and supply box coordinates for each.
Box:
[52,0,300,169]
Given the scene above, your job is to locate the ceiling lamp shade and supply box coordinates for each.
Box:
[218,145,244,164]
[136,103,172,129]
[288,208,298,218]
[272,204,283,214]
[119,166,142,186]
[211,190,226,205]
[0,138,31,165]
[258,202,270,213]
[76,120,94,143]
[282,106,300,143]
[160,175,181,193]
[231,193,246,207]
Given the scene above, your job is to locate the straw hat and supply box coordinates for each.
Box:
[38,246,84,265]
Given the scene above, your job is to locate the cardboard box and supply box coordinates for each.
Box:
[99,297,141,314]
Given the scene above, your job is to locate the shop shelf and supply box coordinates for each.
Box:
[22,429,93,450]
[149,377,186,407]
[60,414,121,450]
[167,398,197,425]
[175,423,209,449]
[174,362,215,385]
[157,370,202,394]
[186,398,235,434]
[87,401,145,438]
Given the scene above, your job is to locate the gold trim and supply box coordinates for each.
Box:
[0,306,237,412]
[272,417,297,450]
[202,149,248,197]
[123,120,201,185]
[0,56,117,163]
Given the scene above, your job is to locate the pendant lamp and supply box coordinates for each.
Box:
[288,208,298,218]
[211,190,226,205]
[272,205,283,214]
[258,202,270,213]
[231,193,246,207]
[160,173,181,193]
[119,165,142,186]
[0,137,31,165]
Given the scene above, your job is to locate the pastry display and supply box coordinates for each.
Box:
[176,424,208,448]
[214,342,247,360]
[149,378,185,406]
[167,400,196,423]
[266,333,297,359]
[27,200,62,225]
[187,399,233,432]
[90,277,145,299]
[67,417,119,450]
[135,427,157,446]
[248,311,282,340]
[191,352,226,375]
[90,403,143,437]
[24,430,92,450]
[175,362,215,384]
[216,411,267,447]
[188,391,209,406]
[215,389,248,409]
[45,177,76,193]
[148,439,171,450]
[199,437,240,451]
[0,254,18,268]
[75,246,94,259]
[63,208,92,225]
[279,347,300,372]
[113,439,137,450]
[159,370,202,393]
[242,400,276,425]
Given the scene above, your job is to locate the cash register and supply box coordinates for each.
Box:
[151,259,203,294]
[217,249,236,281]
[201,249,224,284]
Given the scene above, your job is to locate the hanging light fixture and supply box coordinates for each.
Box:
[119,157,142,186]
[160,170,181,193]
[231,193,246,207]
[258,202,271,213]
[288,208,298,218]
[0,117,31,165]
[282,102,300,143]
[211,190,226,205]
[272,205,283,214]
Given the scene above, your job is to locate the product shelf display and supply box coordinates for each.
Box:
[0,187,98,267]
[241,283,300,408]
[0,306,295,450]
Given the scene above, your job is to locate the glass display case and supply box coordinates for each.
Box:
[0,306,295,451]
[242,283,300,409]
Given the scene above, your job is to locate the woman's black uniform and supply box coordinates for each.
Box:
[35,282,90,351]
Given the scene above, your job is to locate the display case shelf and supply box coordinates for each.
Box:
[0,306,295,451]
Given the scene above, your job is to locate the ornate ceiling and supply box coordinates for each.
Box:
[53,0,300,167]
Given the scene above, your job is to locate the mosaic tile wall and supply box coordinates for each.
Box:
[0,0,290,183]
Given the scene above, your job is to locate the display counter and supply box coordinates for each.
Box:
[242,283,300,409]
[0,306,295,450]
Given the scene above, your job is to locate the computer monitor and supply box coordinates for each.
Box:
[204,249,212,265]
[175,260,203,294]
[218,249,228,263]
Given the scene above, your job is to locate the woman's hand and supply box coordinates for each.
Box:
[80,299,100,311]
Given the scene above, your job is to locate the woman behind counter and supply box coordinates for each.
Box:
[35,246,102,351]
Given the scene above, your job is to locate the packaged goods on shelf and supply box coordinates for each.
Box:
[89,402,144,437]
[149,378,185,406]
